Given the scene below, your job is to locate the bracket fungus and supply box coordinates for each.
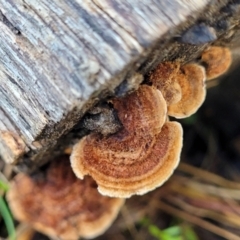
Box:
[148,62,182,106]
[149,62,206,119]
[71,85,183,198]
[7,156,124,240]
[167,63,206,118]
[201,46,232,80]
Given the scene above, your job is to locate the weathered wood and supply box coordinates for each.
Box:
[0,0,239,171]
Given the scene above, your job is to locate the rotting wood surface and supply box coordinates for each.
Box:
[0,0,239,171]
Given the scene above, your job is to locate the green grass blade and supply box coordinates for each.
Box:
[0,180,9,192]
[163,225,182,236]
[183,225,199,240]
[148,224,164,239]
[0,196,16,240]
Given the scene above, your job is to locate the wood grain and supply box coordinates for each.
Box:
[1,0,237,170]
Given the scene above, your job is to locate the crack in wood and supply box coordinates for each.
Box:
[0,10,20,35]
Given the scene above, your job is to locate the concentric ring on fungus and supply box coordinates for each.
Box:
[7,156,124,240]
[71,85,183,198]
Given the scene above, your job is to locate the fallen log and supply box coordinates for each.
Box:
[0,0,239,171]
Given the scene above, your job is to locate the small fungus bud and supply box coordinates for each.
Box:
[201,46,232,80]
[0,131,26,164]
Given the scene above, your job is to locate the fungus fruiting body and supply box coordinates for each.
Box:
[7,156,124,240]
[71,121,182,198]
[148,62,182,105]
[70,46,232,199]
[201,46,232,80]
[149,62,206,119]
[0,131,26,164]
[168,63,206,118]
[110,85,167,137]
[71,85,183,198]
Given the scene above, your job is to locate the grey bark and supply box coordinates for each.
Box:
[0,0,239,171]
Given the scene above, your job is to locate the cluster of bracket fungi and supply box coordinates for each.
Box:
[7,46,232,240]
[70,46,232,198]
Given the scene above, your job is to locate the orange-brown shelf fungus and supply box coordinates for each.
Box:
[71,85,183,198]
[110,85,167,137]
[148,62,182,105]
[149,62,206,119]
[168,63,206,118]
[71,121,182,198]
[201,46,232,80]
[7,156,124,240]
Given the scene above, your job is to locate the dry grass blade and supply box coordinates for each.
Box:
[165,194,240,228]
[120,206,141,240]
[182,181,240,200]
[178,163,240,189]
[159,162,240,236]
[170,175,240,202]
[154,200,240,240]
